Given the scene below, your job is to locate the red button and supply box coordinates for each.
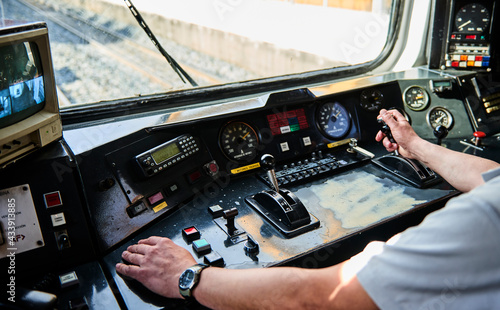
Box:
[44,191,62,208]
[185,227,197,234]
[473,131,486,138]
[209,163,218,173]
[182,226,201,242]
[188,170,202,183]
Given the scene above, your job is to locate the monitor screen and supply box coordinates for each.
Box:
[0,41,45,129]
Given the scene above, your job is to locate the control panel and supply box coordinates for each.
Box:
[4,67,500,310]
[442,1,495,71]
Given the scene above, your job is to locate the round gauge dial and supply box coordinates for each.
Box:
[427,107,454,129]
[316,102,352,139]
[219,121,259,163]
[404,86,430,111]
[360,89,384,111]
[455,3,490,33]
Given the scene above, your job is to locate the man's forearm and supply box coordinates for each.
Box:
[412,138,499,192]
[193,263,376,310]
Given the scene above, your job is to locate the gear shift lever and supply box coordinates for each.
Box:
[245,154,320,237]
[261,154,279,192]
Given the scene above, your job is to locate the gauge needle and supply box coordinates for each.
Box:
[242,132,250,140]
[459,20,471,29]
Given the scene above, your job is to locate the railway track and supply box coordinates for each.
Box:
[10,0,247,105]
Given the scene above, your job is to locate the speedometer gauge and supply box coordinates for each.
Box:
[316,102,352,139]
[404,86,430,111]
[455,3,490,33]
[219,121,259,163]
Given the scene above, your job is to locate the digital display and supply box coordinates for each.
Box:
[432,80,451,87]
[0,42,45,128]
[267,108,309,135]
[151,143,181,164]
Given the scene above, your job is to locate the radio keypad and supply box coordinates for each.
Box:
[136,135,200,177]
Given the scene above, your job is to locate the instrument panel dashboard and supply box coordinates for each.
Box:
[2,68,493,310]
[62,68,476,251]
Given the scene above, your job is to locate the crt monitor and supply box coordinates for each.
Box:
[0,22,62,167]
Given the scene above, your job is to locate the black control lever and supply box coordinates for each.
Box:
[260,154,279,192]
[245,154,319,238]
[373,117,440,188]
[378,118,398,155]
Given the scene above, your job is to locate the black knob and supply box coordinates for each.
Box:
[261,154,279,192]
[58,234,70,250]
[244,235,259,254]
[433,125,448,139]
[260,154,275,171]
[433,125,448,145]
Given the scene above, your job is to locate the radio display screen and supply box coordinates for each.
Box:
[267,108,309,135]
[152,143,181,164]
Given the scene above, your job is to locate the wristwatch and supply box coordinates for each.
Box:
[179,263,209,299]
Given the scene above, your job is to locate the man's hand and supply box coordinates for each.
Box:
[115,236,196,299]
[375,109,421,159]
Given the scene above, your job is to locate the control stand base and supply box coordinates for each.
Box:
[372,154,441,188]
[245,189,320,238]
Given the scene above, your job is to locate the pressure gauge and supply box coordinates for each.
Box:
[360,89,384,111]
[427,107,454,130]
[403,86,430,111]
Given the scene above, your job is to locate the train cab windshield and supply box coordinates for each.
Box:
[2,0,500,310]
[5,0,396,108]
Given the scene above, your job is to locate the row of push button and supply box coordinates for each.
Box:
[181,226,225,267]
[446,55,490,68]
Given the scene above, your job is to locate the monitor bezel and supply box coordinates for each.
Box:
[0,22,61,166]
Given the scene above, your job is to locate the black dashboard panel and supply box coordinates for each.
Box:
[2,68,500,309]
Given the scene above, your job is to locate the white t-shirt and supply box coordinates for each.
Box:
[357,167,500,310]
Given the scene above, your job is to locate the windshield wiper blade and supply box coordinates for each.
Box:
[124,0,198,87]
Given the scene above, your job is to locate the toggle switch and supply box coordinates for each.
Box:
[223,208,239,236]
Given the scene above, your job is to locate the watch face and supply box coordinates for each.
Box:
[179,269,195,289]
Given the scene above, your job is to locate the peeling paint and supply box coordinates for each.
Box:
[304,171,426,229]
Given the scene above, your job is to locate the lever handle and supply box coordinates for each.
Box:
[378,118,399,155]
[260,154,279,192]
[260,154,275,171]
[378,118,396,143]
